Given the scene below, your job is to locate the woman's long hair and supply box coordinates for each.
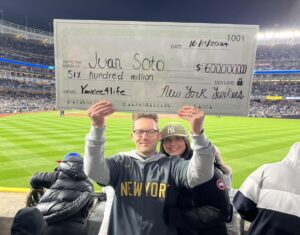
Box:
[214,146,232,175]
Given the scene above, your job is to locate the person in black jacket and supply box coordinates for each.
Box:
[160,123,231,235]
[30,152,94,235]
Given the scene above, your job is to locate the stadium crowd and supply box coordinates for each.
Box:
[0,33,54,65]
[0,92,55,113]
[0,77,55,113]
[0,78,54,92]
[251,81,300,97]
[249,100,300,117]
[255,44,300,70]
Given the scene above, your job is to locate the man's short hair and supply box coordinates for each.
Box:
[132,113,159,129]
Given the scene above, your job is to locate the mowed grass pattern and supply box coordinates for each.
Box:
[0,111,299,189]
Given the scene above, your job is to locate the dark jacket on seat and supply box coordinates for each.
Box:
[165,150,231,235]
[30,156,94,234]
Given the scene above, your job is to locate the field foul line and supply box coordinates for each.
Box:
[0,187,30,193]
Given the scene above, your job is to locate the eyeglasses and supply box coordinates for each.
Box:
[132,129,158,137]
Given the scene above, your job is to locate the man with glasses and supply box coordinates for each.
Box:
[84,100,216,235]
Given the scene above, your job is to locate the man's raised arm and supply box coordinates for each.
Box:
[84,100,115,185]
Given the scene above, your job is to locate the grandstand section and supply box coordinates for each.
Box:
[0,20,54,113]
[0,20,299,117]
[252,31,300,118]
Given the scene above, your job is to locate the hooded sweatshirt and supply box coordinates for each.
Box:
[84,126,216,235]
[233,142,300,235]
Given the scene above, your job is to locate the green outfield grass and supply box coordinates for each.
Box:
[0,111,299,190]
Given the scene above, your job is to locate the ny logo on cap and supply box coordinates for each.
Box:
[168,126,176,134]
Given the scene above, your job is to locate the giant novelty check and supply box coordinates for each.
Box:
[54,20,258,115]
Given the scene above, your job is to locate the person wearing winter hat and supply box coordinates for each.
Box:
[160,123,231,235]
[30,152,94,235]
[11,207,46,235]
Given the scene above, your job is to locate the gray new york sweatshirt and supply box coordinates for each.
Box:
[84,126,215,235]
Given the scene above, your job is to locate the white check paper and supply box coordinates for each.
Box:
[54,20,258,115]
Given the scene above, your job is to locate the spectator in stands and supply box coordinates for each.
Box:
[0,34,54,65]
[233,142,300,235]
[255,44,300,70]
[0,91,55,114]
[248,100,300,118]
[160,123,231,235]
[11,207,46,235]
[30,152,94,235]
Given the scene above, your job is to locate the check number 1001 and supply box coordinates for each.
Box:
[227,34,245,42]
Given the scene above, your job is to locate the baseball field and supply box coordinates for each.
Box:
[0,111,299,191]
